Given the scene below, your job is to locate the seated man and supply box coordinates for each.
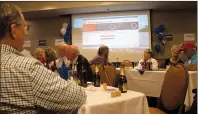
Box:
[137,49,158,70]
[180,42,197,71]
[180,42,197,65]
[67,45,93,82]
[0,3,86,113]
[56,43,71,80]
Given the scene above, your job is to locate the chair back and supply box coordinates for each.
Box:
[99,63,117,86]
[159,63,189,114]
[121,60,132,68]
[185,64,197,71]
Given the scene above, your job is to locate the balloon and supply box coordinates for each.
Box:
[155,45,161,52]
[155,28,160,34]
[64,35,69,42]
[60,28,66,35]
[157,33,164,41]
[62,23,68,28]
[159,24,165,32]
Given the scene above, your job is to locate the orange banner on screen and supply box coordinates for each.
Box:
[82,24,96,32]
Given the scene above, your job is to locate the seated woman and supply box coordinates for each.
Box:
[137,49,158,70]
[33,48,46,64]
[164,45,183,68]
[45,47,58,72]
[89,45,109,65]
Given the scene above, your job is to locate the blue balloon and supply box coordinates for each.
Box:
[159,24,165,32]
[155,45,161,52]
[64,34,69,42]
[155,28,160,34]
[157,33,164,41]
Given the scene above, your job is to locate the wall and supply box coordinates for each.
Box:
[151,9,197,59]
[24,16,71,54]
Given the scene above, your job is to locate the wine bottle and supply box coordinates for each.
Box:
[118,66,127,93]
[94,65,100,87]
[80,65,87,87]
[116,58,119,68]
[73,63,80,84]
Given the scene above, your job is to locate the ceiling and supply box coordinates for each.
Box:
[5,1,197,20]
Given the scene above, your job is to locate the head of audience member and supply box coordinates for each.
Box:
[34,48,45,62]
[0,3,27,51]
[45,47,57,63]
[144,49,152,61]
[97,45,109,59]
[67,45,80,62]
[57,43,68,58]
[171,45,180,59]
[180,42,196,58]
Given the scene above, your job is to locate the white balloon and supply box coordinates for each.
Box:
[62,23,68,28]
[60,28,66,35]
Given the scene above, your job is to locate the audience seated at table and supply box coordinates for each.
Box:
[33,47,46,64]
[89,45,109,65]
[137,49,158,70]
[45,47,58,72]
[56,43,71,80]
[67,45,93,82]
[0,3,86,113]
[164,45,183,68]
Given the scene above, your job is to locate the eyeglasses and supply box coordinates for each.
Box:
[24,25,30,32]
[10,23,30,32]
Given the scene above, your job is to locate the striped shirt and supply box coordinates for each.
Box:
[0,44,87,114]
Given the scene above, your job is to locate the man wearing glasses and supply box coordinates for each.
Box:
[0,3,86,114]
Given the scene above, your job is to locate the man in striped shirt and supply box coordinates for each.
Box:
[0,3,87,114]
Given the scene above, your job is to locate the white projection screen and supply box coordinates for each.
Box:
[72,10,151,62]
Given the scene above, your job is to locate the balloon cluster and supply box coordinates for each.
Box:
[60,23,72,42]
[154,25,167,52]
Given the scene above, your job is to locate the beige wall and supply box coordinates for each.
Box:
[151,10,197,59]
[25,10,197,59]
[24,16,71,54]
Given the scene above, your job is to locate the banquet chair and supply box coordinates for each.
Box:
[149,63,189,114]
[185,64,197,71]
[121,60,132,68]
[99,63,117,87]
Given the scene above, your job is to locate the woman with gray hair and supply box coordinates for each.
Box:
[137,49,158,70]
[164,45,183,68]
[89,45,109,65]
[45,47,58,72]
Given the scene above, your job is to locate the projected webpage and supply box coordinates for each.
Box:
[82,16,139,49]
[72,13,151,61]
[73,15,149,50]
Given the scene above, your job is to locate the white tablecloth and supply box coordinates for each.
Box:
[78,86,150,114]
[118,68,197,107]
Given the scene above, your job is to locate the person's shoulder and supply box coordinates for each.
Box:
[78,55,89,64]
[139,58,144,62]
[2,53,42,70]
[79,55,88,61]
[151,58,158,62]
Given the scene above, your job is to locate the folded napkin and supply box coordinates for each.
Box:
[137,69,145,75]
[85,85,96,91]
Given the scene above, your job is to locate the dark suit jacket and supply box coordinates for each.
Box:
[71,55,93,82]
